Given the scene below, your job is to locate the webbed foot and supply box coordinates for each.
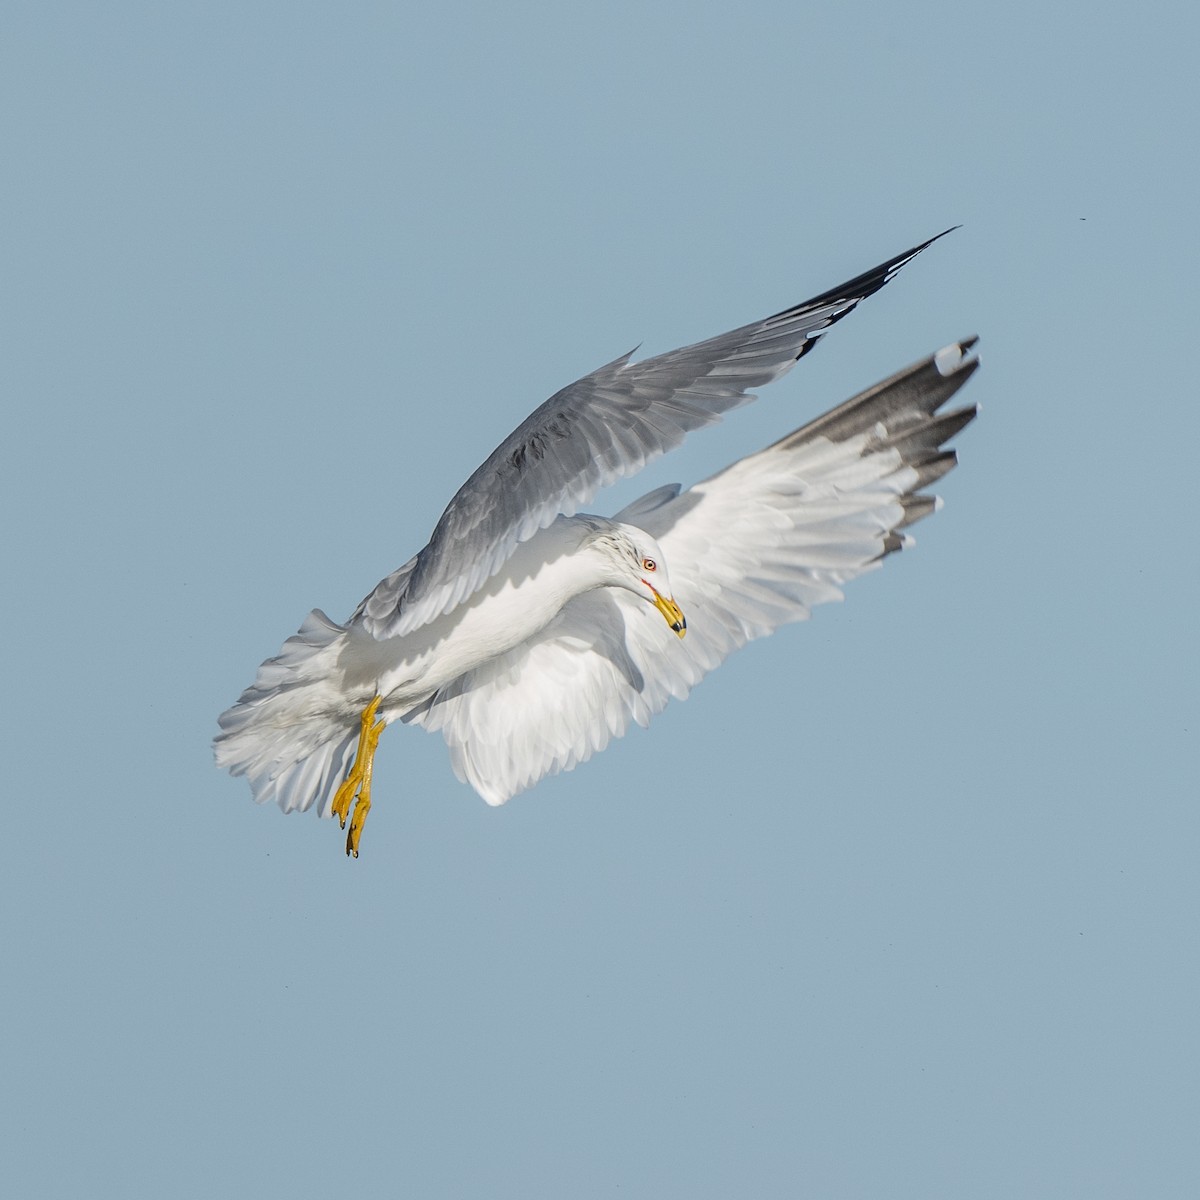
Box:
[330,695,385,858]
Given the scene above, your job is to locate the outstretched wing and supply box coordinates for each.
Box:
[410,340,980,805]
[359,230,956,639]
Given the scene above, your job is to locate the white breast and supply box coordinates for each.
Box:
[338,517,608,716]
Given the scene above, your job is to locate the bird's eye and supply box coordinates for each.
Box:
[642,557,657,572]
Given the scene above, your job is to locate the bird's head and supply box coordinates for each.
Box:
[598,522,686,638]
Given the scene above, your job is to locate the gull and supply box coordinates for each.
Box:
[214,231,978,856]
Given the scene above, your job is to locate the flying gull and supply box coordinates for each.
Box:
[215,230,979,856]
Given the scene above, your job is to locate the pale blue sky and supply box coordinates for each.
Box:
[3,2,1197,1197]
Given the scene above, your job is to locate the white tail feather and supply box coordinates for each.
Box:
[214,610,356,817]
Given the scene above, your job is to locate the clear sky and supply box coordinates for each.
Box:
[3,2,1197,1196]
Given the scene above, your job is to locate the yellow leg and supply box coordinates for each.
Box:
[330,695,385,858]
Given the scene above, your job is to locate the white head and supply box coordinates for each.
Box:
[593,521,687,637]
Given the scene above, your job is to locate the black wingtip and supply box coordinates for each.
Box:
[773,226,961,334]
[921,225,961,250]
[884,225,960,277]
[899,226,961,262]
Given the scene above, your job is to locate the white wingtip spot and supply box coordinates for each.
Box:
[933,495,944,512]
[934,343,965,376]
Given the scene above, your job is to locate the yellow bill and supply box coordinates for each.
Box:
[651,589,687,637]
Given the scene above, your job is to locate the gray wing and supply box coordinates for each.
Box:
[360,229,956,639]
